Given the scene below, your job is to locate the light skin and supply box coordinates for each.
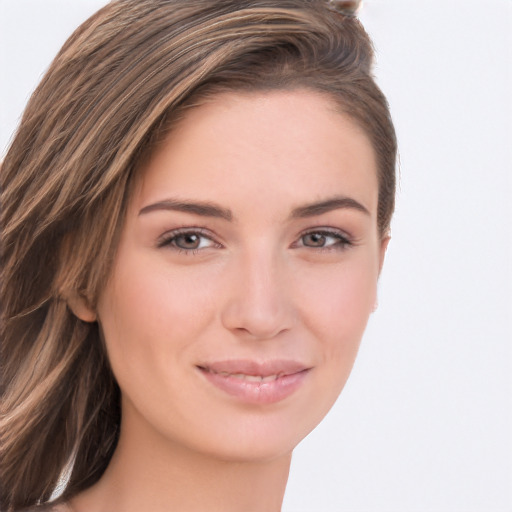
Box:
[68,89,388,512]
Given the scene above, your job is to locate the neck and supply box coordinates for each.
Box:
[70,414,292,512]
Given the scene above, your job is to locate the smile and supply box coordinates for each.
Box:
[215,371,283,382]
[197,360,311,405]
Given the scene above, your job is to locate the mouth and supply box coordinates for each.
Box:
[196,359,311,405]
[207,372,284,383]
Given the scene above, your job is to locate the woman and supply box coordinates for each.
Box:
[0,1,396,510]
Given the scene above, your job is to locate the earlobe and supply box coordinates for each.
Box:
[65,291,97,323]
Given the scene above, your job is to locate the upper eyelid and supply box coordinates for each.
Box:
[157,227,219,247]
[297,228,355,248]
[299,226,352,240]
[156,226,353,248]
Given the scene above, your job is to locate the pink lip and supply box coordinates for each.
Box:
[197,359,311,405]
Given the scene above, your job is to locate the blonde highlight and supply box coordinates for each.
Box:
[0,1,396,509]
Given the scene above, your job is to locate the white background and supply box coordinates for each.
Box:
[1,1,511,511]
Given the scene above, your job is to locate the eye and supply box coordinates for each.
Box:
[297,229,352,250]
[158,228,219,252]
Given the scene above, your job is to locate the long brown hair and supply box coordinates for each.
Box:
[0,0,396,509]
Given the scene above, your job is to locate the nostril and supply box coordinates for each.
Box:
[219,259,294,339]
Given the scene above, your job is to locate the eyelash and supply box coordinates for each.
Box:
[157,227,219,255]
[157,227,353,254]
[294,229,353,251]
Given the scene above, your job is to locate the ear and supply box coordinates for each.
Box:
[65,290,97,323]
[378,235,391,276]
[372,236,390,313]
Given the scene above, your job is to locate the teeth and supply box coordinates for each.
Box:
[211,370,279,382]
[237,374,261,382]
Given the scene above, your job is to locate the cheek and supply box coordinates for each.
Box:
[279,256,379,428]
[298,256,378,366]
[100,247,215,333]
[95,250,217,395]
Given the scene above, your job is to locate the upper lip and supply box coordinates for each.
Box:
[197,359,310,377]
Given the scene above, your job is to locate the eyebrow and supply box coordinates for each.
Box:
[138,195,369,221]
[290,196,370,218]
[139,199,232,220]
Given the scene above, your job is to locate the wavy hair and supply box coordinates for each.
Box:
[0,0,396,509]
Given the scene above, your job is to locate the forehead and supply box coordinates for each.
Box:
[133,89,378,219]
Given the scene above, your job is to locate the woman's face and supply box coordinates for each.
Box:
[93,89,387,462]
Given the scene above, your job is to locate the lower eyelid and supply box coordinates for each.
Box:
[157,229,217,249]
[300,230,352,245]
[157,228,353,251]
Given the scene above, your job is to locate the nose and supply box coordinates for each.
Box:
[220,247,295,340]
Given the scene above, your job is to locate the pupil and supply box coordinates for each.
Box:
[306,233,325,246]
[179,234,199,249]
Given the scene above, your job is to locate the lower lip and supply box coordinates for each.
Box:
[198,368,310,405]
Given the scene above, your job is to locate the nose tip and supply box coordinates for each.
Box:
[223,301,289,340]
[220,258,294,340]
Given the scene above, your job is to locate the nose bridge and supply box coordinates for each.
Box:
[221,241,293,339]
